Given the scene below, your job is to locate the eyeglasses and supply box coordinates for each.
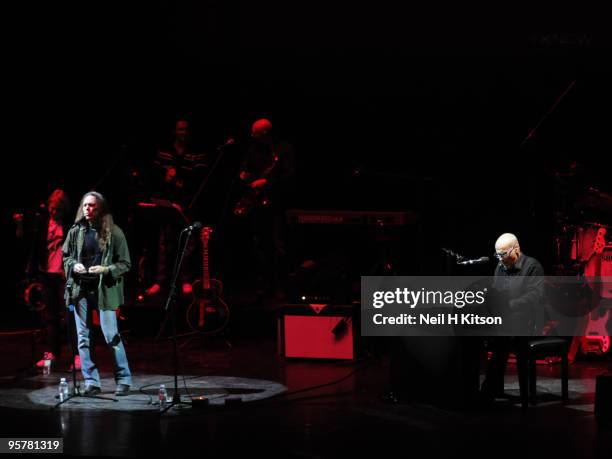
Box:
[494,245,516,260]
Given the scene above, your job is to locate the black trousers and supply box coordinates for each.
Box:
[483,336,529,395]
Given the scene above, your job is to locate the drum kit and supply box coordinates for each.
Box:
[553,182,612,276]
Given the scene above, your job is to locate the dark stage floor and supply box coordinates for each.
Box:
[1,301,611,458]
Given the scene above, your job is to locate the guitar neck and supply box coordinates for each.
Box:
[261,153,279,179]
[202,228,211,290]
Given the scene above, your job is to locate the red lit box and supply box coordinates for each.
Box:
[278,304,359,360]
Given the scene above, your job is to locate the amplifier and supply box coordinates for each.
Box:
[278,304,359,360]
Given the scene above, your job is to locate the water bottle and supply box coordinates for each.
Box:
[59,378,69,402]
[158,384,168,411]
[42,353,52,376]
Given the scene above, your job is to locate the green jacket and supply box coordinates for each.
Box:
[62,223,131,310]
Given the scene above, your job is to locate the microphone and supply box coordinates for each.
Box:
[216,138,235,150]
[457,256,490,266]
[72,216,87,228]
[183,221,202,232]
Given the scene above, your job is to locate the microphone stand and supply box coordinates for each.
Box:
[441,248,464,275]
[159,227,197,414]
[519,80,576,222]
[92,144,128,190]
[188,141,234,212]
[520,80,576,149]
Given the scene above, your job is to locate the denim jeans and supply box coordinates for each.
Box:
[73,293,132,388]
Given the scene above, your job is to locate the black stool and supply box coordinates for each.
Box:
[516,337,569,408]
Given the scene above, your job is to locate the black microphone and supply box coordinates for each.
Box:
[71,216,87,228]
[457,256,490,265]
[183,221,202,232]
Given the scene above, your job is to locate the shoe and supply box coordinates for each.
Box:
[145,283,161,296]
[115,384,130,396]
[381,390,402,404]
[83,385,101,396]
[36,352,56,368]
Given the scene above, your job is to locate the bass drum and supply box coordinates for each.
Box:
[16,279,47,312]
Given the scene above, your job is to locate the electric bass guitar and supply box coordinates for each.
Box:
[233,153,279,217]
[580,227,611,355]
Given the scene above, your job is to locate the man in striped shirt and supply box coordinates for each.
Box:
[146,117,209,296]
[152,118,208,210]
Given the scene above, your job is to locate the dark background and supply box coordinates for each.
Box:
[6,2,612,288]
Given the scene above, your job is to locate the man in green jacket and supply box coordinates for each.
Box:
[63,191,132,396]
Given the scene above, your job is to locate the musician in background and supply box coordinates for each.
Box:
[235,118,296,301]
[13,189,79,369]
[146,116,208,296]
[481,233,545,401]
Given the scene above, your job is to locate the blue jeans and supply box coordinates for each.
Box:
[73,293,132,388]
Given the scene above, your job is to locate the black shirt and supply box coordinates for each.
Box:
[77,226,102,288]
[241,138,297,209]
[153,147,208,208]
[494,252,543,277]
[492,253,545,332]
[244,138,295,177]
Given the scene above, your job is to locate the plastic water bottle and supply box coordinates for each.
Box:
[42,353,52,376]
[159,384,168,411]
[59,378,69,402]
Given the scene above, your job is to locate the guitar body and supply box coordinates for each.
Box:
[186,279,229,334]
[233,153,278,217]
[580,309,611,355]
[185,227,230,334]
[233,187,270,217]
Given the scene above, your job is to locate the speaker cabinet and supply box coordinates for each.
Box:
[278,304,359,360]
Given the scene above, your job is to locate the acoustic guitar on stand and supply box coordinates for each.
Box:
[186,226,229,334]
